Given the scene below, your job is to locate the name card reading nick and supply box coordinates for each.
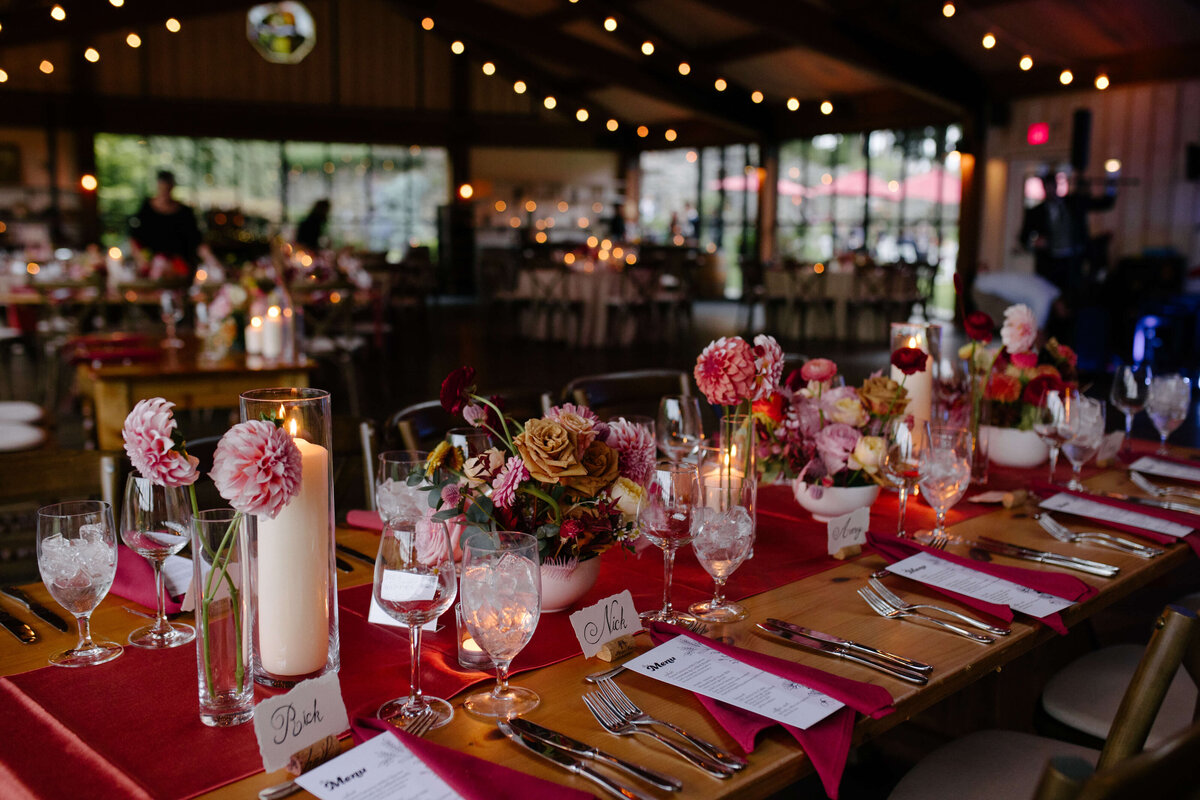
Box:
[253,672,350,772]
[569,590,642,658]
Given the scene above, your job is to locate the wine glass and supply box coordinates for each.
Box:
[1109,365,1150,456]
[881,420,921,537]
[639,461,700,624]
[688,471,755,623]
[376,450,430,525]
[1147,374,1192,455]
[918,427,973,542]
[460,531,541,719]
[657,395,704,463]
[37,501,123,667]
[1061,397,1106,490]
[120,475,195,648]
[160,290,185,349]
[373,516,458,728]
[446,427,491,464]
[1033,389,1079,483]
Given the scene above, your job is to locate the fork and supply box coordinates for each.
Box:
[582,692,735,778]
[857,586,994,644]
[1034,513,1163,559]
[596,678,746,770]
[1131,471,1200,502]
[584,620,709,683]
[925,530,950,550]
[866,578,1010,635]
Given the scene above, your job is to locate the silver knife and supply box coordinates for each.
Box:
[336,543,377,565]
[1087,487,1200,517]
[507,717,682,791]
[0,585,69,632]
[0,605,38,644]
[498,720,657,800]
[764,618,934,673]
[972,536,1120,578]
[755,622,929,684]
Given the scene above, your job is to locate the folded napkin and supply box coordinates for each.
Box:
[867,531,1098,635]
[647,621,893,799]
[345,509,384,531]
[1030,482,1200,556]
[109,544,183,613]
[350,717,592,800]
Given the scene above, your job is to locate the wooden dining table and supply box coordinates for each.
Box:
[0,459,1193,799]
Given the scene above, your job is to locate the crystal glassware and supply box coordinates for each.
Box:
[881,420,921,537]
[1033,388,1079,483]
[376,450,430,525]
[657,395,704,463]
[639,461,700,624]
[1062,397,1106,490]
[37,501,123,667]
[120,475,195,648]
[1147,374,1191,455]
[373,516,458,729]
[446,428,491,464]
[688,470,755,623]
[1109,365,1150,456]
[160,289,185,349]
[460,531,541,719]
[917,427,973,541]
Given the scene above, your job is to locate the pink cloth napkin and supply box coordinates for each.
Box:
[350,718,592,800]
[1031,482,1200,556]
[345,509,384,531]
[867,531,1097,634]
[109,544,183,613]
[647,621,894,799]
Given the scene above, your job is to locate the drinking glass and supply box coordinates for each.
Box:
[1062,397,1106,490]
[1109,365,1150,456]
[1147,374,1191,455]
[639,462,700,624]
[1033,388,1078,483]
[881,420,921,537]
[460,531,541,719]
[917,427,973,541]
[446,428,491,464]
[376,450,430,524]
[160,290,185,349]
[689,471,755,623]
[373,516,458,728]
[121,475,195,648]
[657,395,704,463]
[37,501,123,667]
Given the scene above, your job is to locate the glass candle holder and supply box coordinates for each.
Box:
[455,603,492,670]
[240,387,339,687]
[890,322,942,434]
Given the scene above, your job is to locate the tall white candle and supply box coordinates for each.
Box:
[256,428,330,677]
[891,335,933,432]
[245,316,263,355]
[262,306,283,360]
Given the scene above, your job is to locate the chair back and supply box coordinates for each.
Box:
[1035,720,1200,800]
[562,369,691,421]
[387,390,551,452]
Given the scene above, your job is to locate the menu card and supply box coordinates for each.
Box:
[1039,492,1193,538]
[886,552,1075,618]
[294,731,463,800]
[624,634,844,730]
[1130,456,1200,484]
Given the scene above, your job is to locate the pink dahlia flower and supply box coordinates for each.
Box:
[122,397,199,487]
[605,419,656,486]
[694,336,757,406]
[752,334,784,401]
[491,456,530,509]
[210,420,303,519]
[1000,304,1038,354]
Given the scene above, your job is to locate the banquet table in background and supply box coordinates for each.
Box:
[0,451,1194,800]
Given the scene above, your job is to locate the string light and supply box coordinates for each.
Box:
[482,61,495,76]
[165,18,181,33]
[714,78,727,91]
[126,33,142,48]
[0,70,7,83]
[603,17,617,32]
[39,60,54,74]
[450,41,465,55]
[543,96,557,109]
[982,33,996,49]
[820,100,833,115]
[678,62,690,75]
[1019,55,1033,70]
[636,125,649,137]
[109,0,124,6]
[1095,73,1110,90]
[606,118,619,131]
[641,41,654,55]
[84,48,100,63]
[750,90,763,104]
[494,200,506,212]
[513,80,527,94]
[457,183,474,200]
[664,128,677,141]
[50,5,66,21]
[81,175,98,190]
[1105,158,1121,173]
[787,97,800,111]
[942,2,955,17]
[575,108,589,122]
[686,151,698,163]
[421,17,434,30]
[1059,69,1073,85]
[525,200,537,212]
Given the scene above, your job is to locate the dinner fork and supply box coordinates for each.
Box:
[1130,471,1200,502]
[596,678,746,770]
[857,586,994,644]
[1034,513,1163,559]
[866,578,1010,636]
[582,692,735,778]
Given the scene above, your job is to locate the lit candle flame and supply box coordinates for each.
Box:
[250,316,262,328]
[907,335,918,348]
[289,418,298,437]
[267,306,281,319]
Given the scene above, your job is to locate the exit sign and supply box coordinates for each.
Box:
[1027,122,1050,146]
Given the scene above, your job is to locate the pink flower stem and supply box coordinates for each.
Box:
[471,394,515,449]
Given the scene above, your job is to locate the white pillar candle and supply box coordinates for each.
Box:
[891,335,933,433]
[255,430,330,677]
[262,306,283,360]
[245,316,263,355]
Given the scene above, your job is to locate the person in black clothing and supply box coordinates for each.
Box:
[129,170,202,276]
[1019,170,1117,297]
[296,199,331,251]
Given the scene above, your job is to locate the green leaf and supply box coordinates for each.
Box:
[426,488,441,509]
[474,494,494,514]
[431,508,458,522]
[405,473,425,487]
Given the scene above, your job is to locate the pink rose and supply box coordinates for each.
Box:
[1000,304,1038,354]
[210,420,303,519]
[752,334,784,401]
[814,423,861,475]
[122,397,199,488]
[694,337,757,405]
[800,358,838,384]
[820,385,869,427]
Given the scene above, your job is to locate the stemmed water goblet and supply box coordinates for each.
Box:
[918,427,973,543]
[1146,374,1191,455]
[1033,388,1078,483]
[688,471,755,623]
[446,428,491,464]
[460,531,542,719]
[1061,397,1106,490]
[160,290,185,349]
[882,420,921,537]
[657,395,704,463]
[1109,365,1150,456]
[639,461,700,624]
[376,450,430,525]
[373,516,458,728]
[121,475,195,648]
[37,501,124,667]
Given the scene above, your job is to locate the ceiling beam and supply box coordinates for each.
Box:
[694,34,794,65]
[0,0,252,47]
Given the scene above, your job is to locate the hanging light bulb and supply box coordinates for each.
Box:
[820,100,833,115]
[787,97,800,111]
[982,33,996,49]
[942,2,955,17]
[50,5,66,21]
[1059,69,1073,85]
[1019,55,1034,70]
[1095,73,1110,90]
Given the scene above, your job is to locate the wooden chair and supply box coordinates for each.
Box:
[386,391,550,452]
[786,261,837,343]
[561,369,691,421]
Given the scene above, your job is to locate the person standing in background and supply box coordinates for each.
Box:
[128,170,202,278]
[296,198,331,251]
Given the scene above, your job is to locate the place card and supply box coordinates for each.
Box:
[624,634,844,730]
[1039,492,1193,538]
[254,672,351,773]
[1130,456,1200,484]
[967,491,1009,504]
[379,570,437,603]
[569,590,642,658]
[162,554,194,598]
[294,730,463,800]
[1096,432,1123,465]
[827,506,869,555]
[885,552,1074,618]
[367,595,441,632]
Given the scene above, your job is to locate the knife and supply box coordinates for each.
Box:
[336,543,376,565]
[335,555,354,573]
[498,720,657,800]
[1089,487,1200,517]
[0,585,69,632]
[507,717,683,791]
[764,618,934,673]
[756,622,928,684]
[972,536,1120,578]
[0,605,38,644]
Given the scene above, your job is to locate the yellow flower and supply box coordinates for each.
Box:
[425,440,463,477]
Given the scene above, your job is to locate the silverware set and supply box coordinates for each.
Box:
[755,618,932,684]
[1130,471,1200,503]
[917,530,1120,578]
[0,585,69,643]
[1035,513,1162,558]
[857,585,995,644]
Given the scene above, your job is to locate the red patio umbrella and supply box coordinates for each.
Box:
[901,168,962,204]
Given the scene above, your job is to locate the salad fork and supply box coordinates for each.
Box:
[1130,471,1200,502]
[857,586,994,644]
[1034,513,1163,559]
[582,693,734,778]
[866,578,1010,635]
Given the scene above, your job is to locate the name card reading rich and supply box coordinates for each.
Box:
[1039,492,1193,538]
[294,731,463,800]
[624,635,844,730]
[254,672,350,773]
[886,552,1074,618]
[827,506,869,555]
[569,590,642,658]
[1130,456,1200,485]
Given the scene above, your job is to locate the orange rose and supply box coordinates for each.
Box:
[514,418,588,483]
[561,441,621,497]
[986,372,1022,403]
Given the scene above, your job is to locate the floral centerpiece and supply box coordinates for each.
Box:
[981,303,1078,430]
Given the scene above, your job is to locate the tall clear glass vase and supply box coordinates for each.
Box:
[192,509,253,726]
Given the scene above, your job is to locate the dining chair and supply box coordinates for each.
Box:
[560,369,691,421]
[887,603,1199,800]
[387,390,551,451]
[788,262,837,343]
